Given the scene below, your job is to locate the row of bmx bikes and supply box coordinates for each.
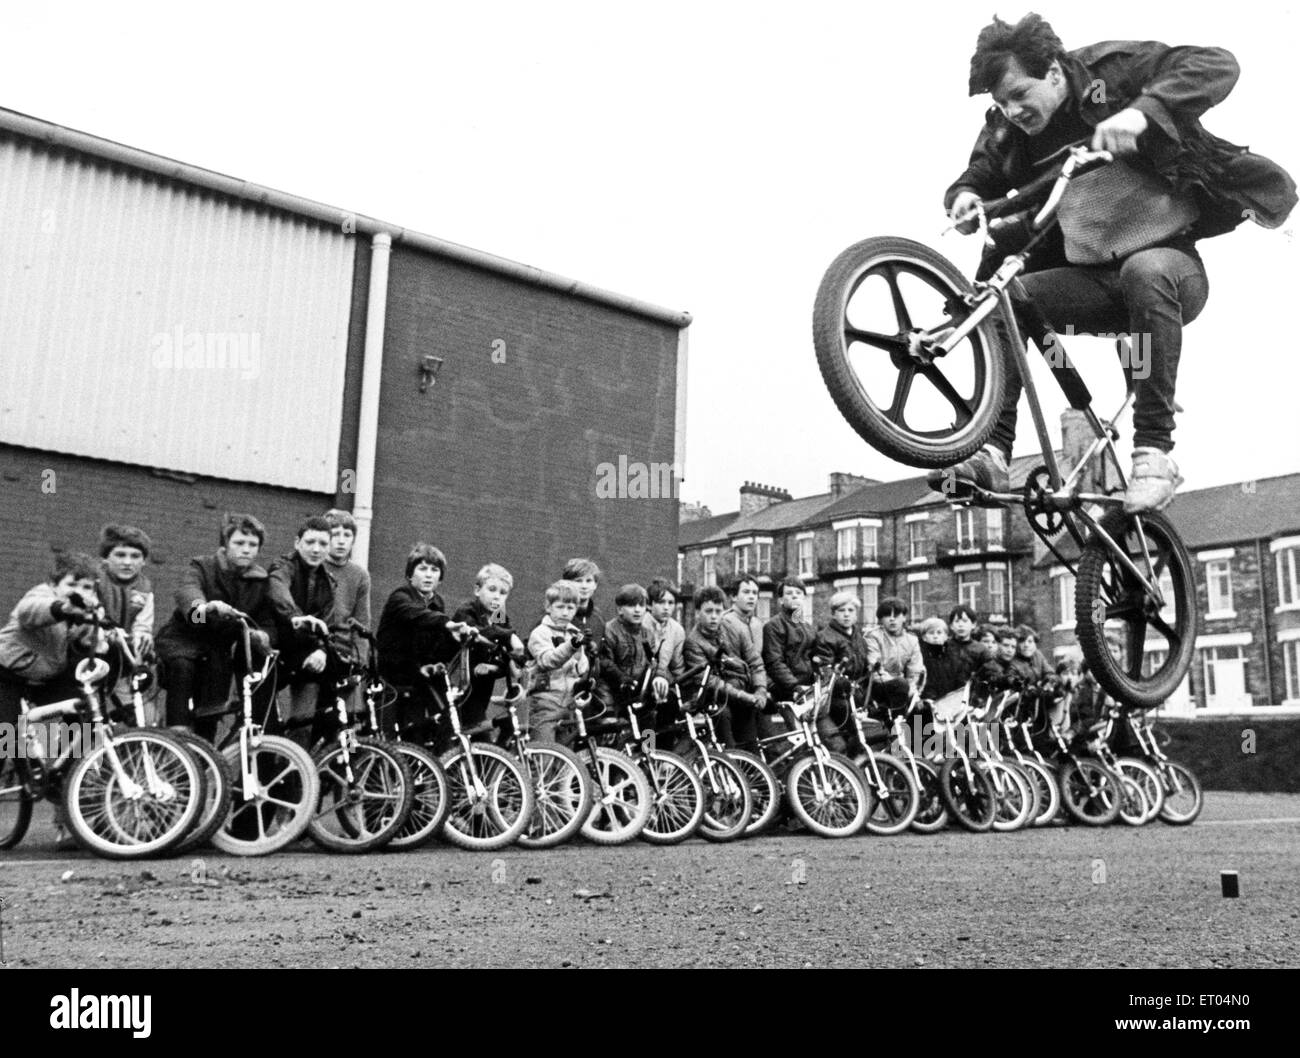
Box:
[0,608,1203,859]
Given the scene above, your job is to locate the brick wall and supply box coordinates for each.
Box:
[0,443,330,621]
[370,248,681,630]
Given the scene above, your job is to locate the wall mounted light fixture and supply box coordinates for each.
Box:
[419,355,445,393]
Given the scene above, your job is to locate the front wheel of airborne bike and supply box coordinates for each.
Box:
[387,742,450,850]
[813,236,1011,468]
[785,754,870,838]
[1157,760,1203,826]
[1058,759,1123,826]
[0,757,34,850]
[938,757,997,833]
[581,746,652,845]
[1075,508,1197,707]
[439,743,534,851]
[308,738,414,853]
[64,730,204,859]
[516,743,593,850]
[214,735,321,856]
[695,750,753,843]
[861,753,921,836]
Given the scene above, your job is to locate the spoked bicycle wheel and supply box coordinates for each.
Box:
[308,738,414,853]
[1157,760,1203,825]
[695,750,753,843]
[1116,774,1150,827]
[813,236,1011,467]
[640,750,705,845]
[785,753,870,838]
[581,747,652,845]
[213,735,321,856]
[938,757,997,833]
[1115,757,1164,823]
[988,761,1037,832]
[517,743,593,849]
[1076,509,1196,707]
[64,730,203,859]
[861,753,921,836]
[0,757,34,850]
[170,730,235,854]
[1058,759,1122,826]
[440,744,533,851]
[386,742,450,850]
[728,750,781,836]
[908,758,950,833]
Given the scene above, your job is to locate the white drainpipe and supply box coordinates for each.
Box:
[351,232,392,567]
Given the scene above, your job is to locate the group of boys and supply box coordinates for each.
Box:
[1,508,1099,782]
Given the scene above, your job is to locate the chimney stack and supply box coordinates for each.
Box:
[1060,409,1111,495]
[738,481,793,517]
[678,500,714,524]
[828,472,878,497]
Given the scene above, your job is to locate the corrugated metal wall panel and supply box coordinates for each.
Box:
[0,134,354,493]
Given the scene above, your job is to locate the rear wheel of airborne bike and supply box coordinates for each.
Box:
[813,237,1012,468]
[1075,509,1196,707]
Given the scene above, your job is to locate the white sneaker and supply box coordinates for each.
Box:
[1123,448,1183,513]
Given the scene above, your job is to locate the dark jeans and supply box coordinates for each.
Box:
[1,666,84,759]
[992,246,1209,455]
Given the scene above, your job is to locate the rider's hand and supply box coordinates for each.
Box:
[509,633,525,656]
[948,190,983,235]
[302,649,327,674]
[292,615,329,637]
[133,631,154,657]
[652,676,670,702]
[205,599,237,618]
[1091,108,1147,155]
[473,662,497,677]
[446,620,473,640]
[250,629,271,652]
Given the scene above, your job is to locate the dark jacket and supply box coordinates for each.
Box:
[762,611,815,698]
[919,639,978,701]
[375,585,453,687]
[1009,650,1053,686]
[156,549,290,649]
[596,617,668,708]
[946,40,1296,243]
[267,552,337,666]
[681,623,758,710]
[451,599,522,707]
[813,623,872,708]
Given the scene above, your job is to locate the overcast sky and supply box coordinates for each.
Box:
[8,0,1298,515]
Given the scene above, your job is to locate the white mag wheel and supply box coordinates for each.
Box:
[785,754,870,838]
[987,761,1035,832]
[580,746,652,845]
[212,735,321,856]
[64,730,204,859]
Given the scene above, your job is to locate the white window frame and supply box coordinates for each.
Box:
[1050,565,1076,632]
[701,548,717,588]
[955,508,976,551]
[797,533,814,579]
[986,508,1004,551]
[754,537,773,576]
[985,561,1008,621]
[1200,643,1252,713]
[835,526,856,571]
[861,524,880,565]
[907,517,927,564]
[957,570,980,611]
[1203,557,1235,620]
[1280,629,1300,706]
[1272,537,1300,611]
[907,570,928,619]
[676,552,683,588]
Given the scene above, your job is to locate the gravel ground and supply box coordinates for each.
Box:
[1,792,1297,969]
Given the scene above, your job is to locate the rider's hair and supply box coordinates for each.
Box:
[646,578,679,604]
[51,550,99,585]
[295,515,333,540]
[729,574,760,595]
[475,563,513,590]
[99,523,152,559]
[876,596,909,619]
[322,508,357,533]
[967,12,1066,96]
[545,580,582,607]
[220,512,266,547]
[976,622,998,641]
[693,586,728,610]
[1014,623,1038,643]
[829,591,860,613]
[614,583,648,608]
[405,542,446,579]
[919,616,948,638]
[776,578,806,598]
[995,626,1018,643]
[562,557,602,583]
[947,603,978,624]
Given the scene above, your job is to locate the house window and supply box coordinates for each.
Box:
[702,552,716,587]
[676,552,684,588]
[1052,569,1076,629]
[861,526,879,564]
[987,567,1007,618]
[986,508,1004,550]
[957,571,980,611]
[955,509,975,551]
[1284,639,1300,702]
[1202,645,1251,710]
[860,582,879,626]
[1145,647,1194,716]
[756,593,773,621]
[836,527,856,571]
[734,545,750,575]
[1158,567,1176,627]
[755,541,772,576]
[803,585,816,626]
[1205,559,1234,616]
[909,579,925,618]
[908,521,926,562]
[1277,546,1299,607]
[797,537,814,578]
